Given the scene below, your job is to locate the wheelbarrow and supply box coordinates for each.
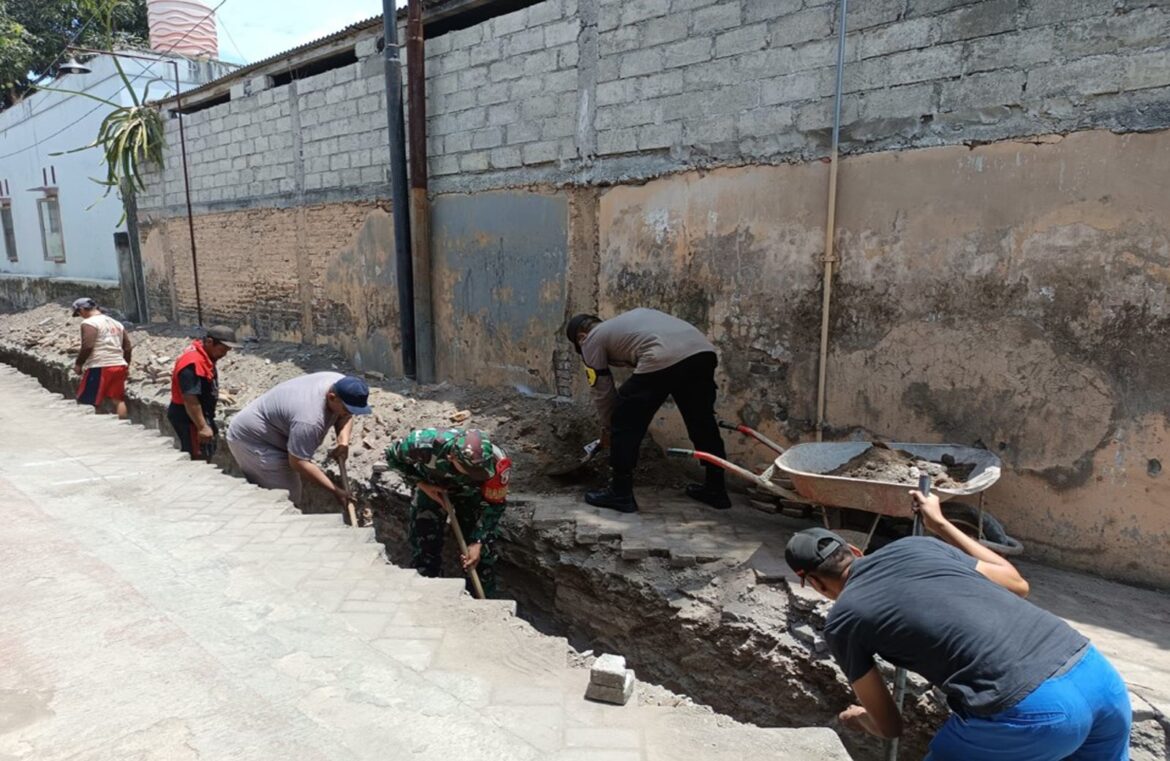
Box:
[668,421,1022,555]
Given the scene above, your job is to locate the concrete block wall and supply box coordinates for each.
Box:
[141,0,1170,205]
[424,0,582,177]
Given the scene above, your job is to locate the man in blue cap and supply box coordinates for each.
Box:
[226,372,372,506]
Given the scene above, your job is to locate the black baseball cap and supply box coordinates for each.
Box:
[785,528,848,585]
[332,375,372,415]
[205,325,240,348]
[565,313,598,354]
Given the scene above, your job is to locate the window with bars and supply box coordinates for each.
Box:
[37,195,65,262]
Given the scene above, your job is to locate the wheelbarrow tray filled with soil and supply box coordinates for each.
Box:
[774,442,1002,518]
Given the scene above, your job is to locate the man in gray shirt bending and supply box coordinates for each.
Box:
[566,308,729,513]
[227,372,372,506]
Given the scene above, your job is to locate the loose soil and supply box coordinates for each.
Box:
[827,444,975,488]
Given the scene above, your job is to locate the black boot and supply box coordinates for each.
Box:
[686,467,731,510]
[585,472,638,513]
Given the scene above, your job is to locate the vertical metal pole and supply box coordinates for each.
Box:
[815,0,848,442]
[383,1,418,379]
[172,60,203,326]
[406,0,435,383]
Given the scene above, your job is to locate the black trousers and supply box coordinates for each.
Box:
[167,403,218,461]
[610,351,727,487]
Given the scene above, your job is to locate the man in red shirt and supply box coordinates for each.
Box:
[167,325,239,460]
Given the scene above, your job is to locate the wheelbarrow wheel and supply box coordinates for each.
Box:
[941,502,1025,557]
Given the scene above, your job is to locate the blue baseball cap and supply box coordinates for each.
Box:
[332,376,372,415]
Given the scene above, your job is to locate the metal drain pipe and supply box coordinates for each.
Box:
[815,0,849,442]
[382,0,417,379]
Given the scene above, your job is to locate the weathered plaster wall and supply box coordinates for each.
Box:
[0,274,122,315]
[137,201,405,376]
[598,128,1170,587]
[431,191,570,392]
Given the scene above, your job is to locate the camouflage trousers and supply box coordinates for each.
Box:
[409,489,498,596]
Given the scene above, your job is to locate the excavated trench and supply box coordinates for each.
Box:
[3,344,1166,761]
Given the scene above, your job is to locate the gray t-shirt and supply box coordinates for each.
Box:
[580,308,716,426]
[824,536,1088,717]
[227,372,343,460]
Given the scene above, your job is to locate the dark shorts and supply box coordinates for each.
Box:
[77,365,128,407]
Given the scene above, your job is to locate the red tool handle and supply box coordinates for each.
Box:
[717,420,785,455]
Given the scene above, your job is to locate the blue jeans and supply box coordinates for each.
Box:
[927,645,1131,761]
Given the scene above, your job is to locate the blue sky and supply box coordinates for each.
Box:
[214,0,407,65]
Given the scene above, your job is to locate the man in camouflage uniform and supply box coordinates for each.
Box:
[384,428,511,596]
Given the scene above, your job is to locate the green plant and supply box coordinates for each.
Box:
[40,0,167,208]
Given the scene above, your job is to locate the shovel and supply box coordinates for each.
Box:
[885,473,930,761]
[338,460,359,528]
[437,491,486,600]
[546,438,602,480]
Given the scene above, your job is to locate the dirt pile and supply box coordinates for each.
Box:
[827,444,975,488]
[0,303,682,493]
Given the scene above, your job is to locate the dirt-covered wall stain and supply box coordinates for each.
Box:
[598,130,1170,587]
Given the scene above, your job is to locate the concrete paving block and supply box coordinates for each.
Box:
[591,654,628,688]
[585,669,635,705]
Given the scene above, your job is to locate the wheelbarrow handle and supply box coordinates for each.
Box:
[716,420,785,455]
[667,448,797,500]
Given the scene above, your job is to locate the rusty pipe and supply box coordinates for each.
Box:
[406,0,435,382]
[815,0,849,442]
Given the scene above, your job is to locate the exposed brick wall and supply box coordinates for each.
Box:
[138,201,404,376]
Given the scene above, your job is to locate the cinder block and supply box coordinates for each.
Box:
[471,127,504,149]
[459,152,490,172]
[620,0,669,25]
[932,0,1018,45]
[939,71,1024,111]
[715,22,768,58]
[743,0,802,23]
[643,13,689,46]
[600,25,641,57]
[521,140,560,164]
[737,106,794,137]
[1029,55,1123,98]
[492,8,527,37]
[619,48,664,78]
[963,29,1056,74]
[1123,48,1170,92]
[527,0,564,26]
[769,8,832,47]
[544,19,579,47]
[585,669,635,705]
[597,127,638,154]
[489,59,525,82]
[856,17,934,60]
[489,146,523,168]
[590,654,629,688]
[468,38,502,67]
[848,0,905,31]
[693,2,741,33]
[662,37,712,70]
[504,27,545,57]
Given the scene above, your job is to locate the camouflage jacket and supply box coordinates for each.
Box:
[384,427,510,543]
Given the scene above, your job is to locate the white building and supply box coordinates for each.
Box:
[0,53,230,312]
